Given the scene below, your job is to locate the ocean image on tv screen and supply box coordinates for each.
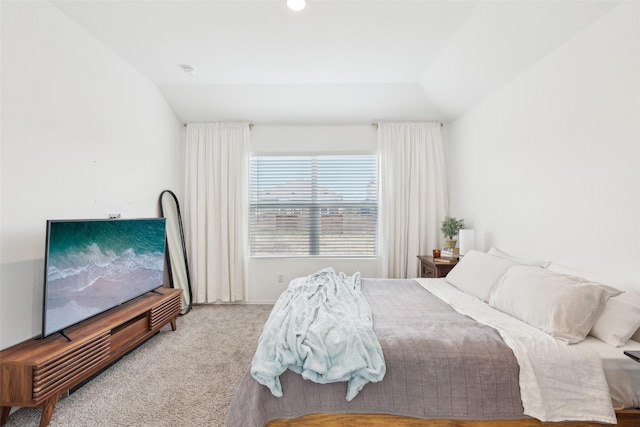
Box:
[43,218,166,337]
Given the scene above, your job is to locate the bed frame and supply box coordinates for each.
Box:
[269,409,640,426]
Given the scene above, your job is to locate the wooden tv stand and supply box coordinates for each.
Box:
[0,287,182,427]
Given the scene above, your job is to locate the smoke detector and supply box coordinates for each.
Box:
[180,64,197,76]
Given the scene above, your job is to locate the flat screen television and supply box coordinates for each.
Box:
[42,218,166,338]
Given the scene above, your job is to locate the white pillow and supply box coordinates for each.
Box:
[487,247,549,267]
[489,265,622,344]
[589,291,640,346]
[546,263,640,346]
[546,263,635,289]
[445,250,520,302]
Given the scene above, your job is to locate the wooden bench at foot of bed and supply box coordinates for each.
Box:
[268,409,640,427]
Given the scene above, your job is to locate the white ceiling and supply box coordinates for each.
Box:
[50,0,620,125]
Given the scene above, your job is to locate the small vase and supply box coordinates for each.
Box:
[445,239,457,249]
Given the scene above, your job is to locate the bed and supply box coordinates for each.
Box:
[227,253,640,427]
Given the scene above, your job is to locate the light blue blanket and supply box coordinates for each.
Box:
[250,268,386,401]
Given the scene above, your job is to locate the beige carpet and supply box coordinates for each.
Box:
[4,304,273,427]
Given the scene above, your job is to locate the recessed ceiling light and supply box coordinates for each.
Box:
[180,64,197,76]
[287,0,306,12]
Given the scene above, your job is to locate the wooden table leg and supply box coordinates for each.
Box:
[1,406,11,426]
[39,394,60,427]
[170,317,177,331]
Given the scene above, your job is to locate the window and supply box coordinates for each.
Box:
[249,155,378,257]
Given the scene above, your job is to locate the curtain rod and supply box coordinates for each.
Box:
[183,122,443,128]
[371,122,443,128]
[183,123,254,128]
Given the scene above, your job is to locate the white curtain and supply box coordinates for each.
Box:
[184,122,250,302]
[379,122,448,278]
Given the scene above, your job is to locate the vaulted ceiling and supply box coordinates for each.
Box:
[51,0,620,125]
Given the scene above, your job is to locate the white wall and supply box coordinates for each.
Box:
[247,125,380,302]
[0,1,183,349]
[446,1,640,280]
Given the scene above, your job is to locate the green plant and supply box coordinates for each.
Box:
[441,216,465,240]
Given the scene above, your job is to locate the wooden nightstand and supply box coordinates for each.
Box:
[417,255,458,278]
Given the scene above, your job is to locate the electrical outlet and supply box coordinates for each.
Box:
[108,212,121,219]
[277,274,284,283]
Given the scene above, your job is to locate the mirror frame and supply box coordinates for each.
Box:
[159,190,193,314]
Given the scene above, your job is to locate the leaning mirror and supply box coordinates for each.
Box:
[159,190,192,314]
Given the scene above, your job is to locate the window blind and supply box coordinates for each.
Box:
[249,155,378,257]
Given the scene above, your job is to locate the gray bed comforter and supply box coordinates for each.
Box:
[227,278,525,426]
